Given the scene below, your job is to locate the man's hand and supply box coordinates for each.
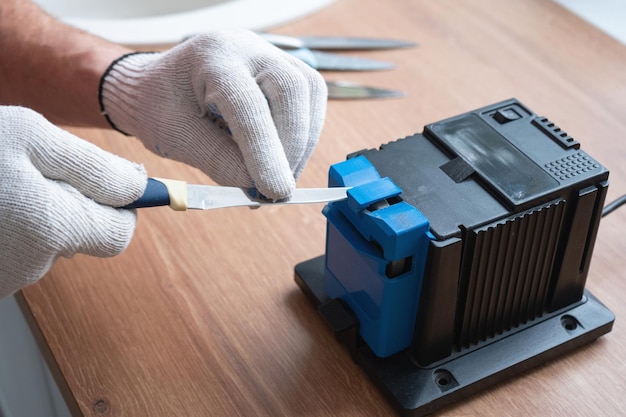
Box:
[0,106,147,298]
[99,30,328,201]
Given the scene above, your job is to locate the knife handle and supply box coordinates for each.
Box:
[123,178,188,211]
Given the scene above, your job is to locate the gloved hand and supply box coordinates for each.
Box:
[99,29,327,201]
[0,106,147,298]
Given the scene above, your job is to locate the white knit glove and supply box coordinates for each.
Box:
[99,29,327,201]
[0,106,147,298]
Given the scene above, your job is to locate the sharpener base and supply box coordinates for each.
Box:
[295,255,614,417]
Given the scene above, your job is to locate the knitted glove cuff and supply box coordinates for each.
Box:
[98,51,158,135]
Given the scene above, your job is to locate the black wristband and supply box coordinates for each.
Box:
[98,51,158,136]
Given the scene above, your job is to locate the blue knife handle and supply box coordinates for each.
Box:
[123,177,189,211]
[124,178,171,209]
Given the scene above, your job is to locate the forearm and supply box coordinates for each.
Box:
[0,0,132,127]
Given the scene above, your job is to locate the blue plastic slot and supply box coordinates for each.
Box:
[347,178,402,212]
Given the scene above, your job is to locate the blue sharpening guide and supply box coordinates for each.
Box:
[323,155,433,357]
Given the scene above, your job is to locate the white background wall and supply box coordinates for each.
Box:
[554,0,626,45]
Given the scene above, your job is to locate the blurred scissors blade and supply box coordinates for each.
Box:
[286,48,394,71]
[326,81,405,99]
[258,33,417,50]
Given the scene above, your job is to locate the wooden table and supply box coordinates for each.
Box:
[18,0,626,415]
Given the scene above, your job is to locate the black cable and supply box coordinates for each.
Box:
[602,194,626,217]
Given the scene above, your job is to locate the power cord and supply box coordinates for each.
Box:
[602,194,626,217]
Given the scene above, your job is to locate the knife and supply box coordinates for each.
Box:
[124,178,351,211]
[326,81,405,99]
[286,48,394,71]
[258,33,418,50]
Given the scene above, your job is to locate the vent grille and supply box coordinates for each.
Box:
[532,116,580,149]
[456,199,565,348]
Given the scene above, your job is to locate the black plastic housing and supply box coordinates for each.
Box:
[294,99,614,416]
[351,99,609,365]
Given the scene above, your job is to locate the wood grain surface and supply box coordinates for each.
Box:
[18,0,626,416]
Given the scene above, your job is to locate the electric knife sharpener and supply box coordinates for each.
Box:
[295,99,615,416]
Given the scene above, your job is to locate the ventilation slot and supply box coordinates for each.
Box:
[532,116,580,149]
[456,200,565,348]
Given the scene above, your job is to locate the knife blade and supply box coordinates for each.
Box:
[326,81,405,99]
[298,36,418,51]
[124,178,351,211]
[258,33,418,50]
[286,48,394,71]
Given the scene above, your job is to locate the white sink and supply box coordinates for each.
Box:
[34,0,336,46]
